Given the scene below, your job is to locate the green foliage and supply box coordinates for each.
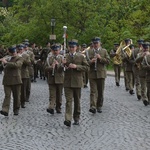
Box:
[0,0,149,49]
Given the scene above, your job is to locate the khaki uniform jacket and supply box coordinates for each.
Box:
[3,55,23,85]
[64,52,89,88]
[135,52,146,77]
[45,54,64,84]
[142,54,150,82]
[20,52,31,79]
[87,48,110,79]
[26,50,35,76]
[122,51,134,72]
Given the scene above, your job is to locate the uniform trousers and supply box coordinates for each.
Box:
[133,66,141,97]
[89,78,105,109]
[26,78,31,101]
[48,84,63,111]
[114,64,121,83]
[140,77,148,101]
[123,66,129,89]
[2,84,21,113]
[147,82,150,102]
[21,78,28,107]
[126,71,134,91]
[64,87,81,122]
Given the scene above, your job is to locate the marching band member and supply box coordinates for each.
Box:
[136,42,149,106]
[45,43,64,114]
[62,39,89,127]
[141,43,150,103]
[110,43,121,86]
[0,46,23,116]
[17,44,31,108]
[88,37,110,114]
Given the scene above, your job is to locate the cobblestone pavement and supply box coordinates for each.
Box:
[0,73,150,150]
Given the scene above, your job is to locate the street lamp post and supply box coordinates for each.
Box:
[50,18,56,43]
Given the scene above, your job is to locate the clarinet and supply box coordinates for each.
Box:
[52,56,56,76]
[94,50,98,71]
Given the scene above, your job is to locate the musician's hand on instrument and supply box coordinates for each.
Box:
[62,58,66,64]
[52,63,55,68]
[69,63,77,69]
[1,58,7,64]
[96,54,101,59]
[91,58,97,63]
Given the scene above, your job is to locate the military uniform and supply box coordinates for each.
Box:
[24,44,35,102]
[0,47,23,116]
[142,53,150,102]
[45,44,64,114]
[88,37,110,114]
[131,40,144,100]
[40,43,51,80]
[63,39,89,127]
[135,43,149,106]
[122,44,135,95]
[17,44,31,108]
[110,43,121,86]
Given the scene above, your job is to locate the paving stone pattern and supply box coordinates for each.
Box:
[0,74,150,150]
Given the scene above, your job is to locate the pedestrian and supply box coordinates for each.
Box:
[62,39,89,127]
[136,42,149,106]
[110,43,121,86]
[88,37,110,114]
[45,43,64,114]
[0,46,23,116]
[17,44,31,108]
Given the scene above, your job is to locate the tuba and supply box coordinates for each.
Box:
[113,39,132,65]
[113,41,125,65]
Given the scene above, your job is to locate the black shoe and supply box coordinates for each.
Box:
[73,121,79,125]
[137,95,141,100]
[0,110,8,116]
[14,109,19,115]
[143,100,149,106]
[47,108,54,114]
[64,120,71,127]
[116,82,120,86]
[89,108,96,114]
[97,108,102,113]
[84,85,88,88]
[21,105,25,108]
[129,90,135,95]
[126,88,129,91]
[56,109,62,114]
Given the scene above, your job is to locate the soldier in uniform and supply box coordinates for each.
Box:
[141,43,150,102]
[132,39,144,100]
[62,39,89,127]
[110,43,121,86]
[81,43,89,88]
[0,46,23,116]
[136,42,149,106]
[45,43,64,114]
[24,43,35,102]
[17,44,31,108]
[122,43,135,95]
[88,37,110,114]
[40,42,51,80]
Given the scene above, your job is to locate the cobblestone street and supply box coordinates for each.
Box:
[0,74,150,150]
